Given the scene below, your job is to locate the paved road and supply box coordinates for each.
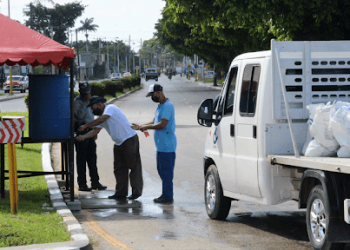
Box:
[71,75,317,250]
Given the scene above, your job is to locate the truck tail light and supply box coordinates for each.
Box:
[344,199,350,224]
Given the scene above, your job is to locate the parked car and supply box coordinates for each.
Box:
[111,73,122,81]
[3,75,27,93]
[24,76,29,89]
[123,72,132,78]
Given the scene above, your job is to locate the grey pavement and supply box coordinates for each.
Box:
[0,77,221,250]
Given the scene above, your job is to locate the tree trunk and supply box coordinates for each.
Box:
[85,33,88,51]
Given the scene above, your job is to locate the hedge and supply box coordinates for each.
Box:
[90,76,140,97]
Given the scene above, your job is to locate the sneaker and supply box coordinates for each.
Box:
[153,197,173,204]
[127,194,141,200]
[78,185,92,192]
[91,183,107,190]
[108,194,126,200]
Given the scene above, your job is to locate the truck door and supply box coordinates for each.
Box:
[235,62,262,198]
[213,64,240,193]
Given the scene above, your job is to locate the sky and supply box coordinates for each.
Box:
[0,0,166,51]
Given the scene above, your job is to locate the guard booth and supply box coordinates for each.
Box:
[0,14,76,202]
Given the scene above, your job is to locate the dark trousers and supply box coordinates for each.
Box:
[157,152,176,200]
[113,134,143,196]
[75,138,100,187]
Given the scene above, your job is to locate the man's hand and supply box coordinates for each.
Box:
[131,123,140,130]
[76,135,85,141]
[140,125,148,132]
[78,124,87,132]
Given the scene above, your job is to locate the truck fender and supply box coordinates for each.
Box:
[203,156,215,178]
[299,169,350,242]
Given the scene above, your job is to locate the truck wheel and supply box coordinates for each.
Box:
[306,185,345,250]
[205,165,231,220]
[156,78,158,81]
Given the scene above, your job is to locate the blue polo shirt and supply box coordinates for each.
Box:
[154,99,177,152]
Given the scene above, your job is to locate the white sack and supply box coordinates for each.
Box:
[309,102,339,152]
[330,103,350,157]
[305,139,336,157]
[302,104,325,155]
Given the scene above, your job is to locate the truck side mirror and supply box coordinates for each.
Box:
[197,99,213,127]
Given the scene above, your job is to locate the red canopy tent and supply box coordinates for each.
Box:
[0,13,75,69]
[0,13,76,201]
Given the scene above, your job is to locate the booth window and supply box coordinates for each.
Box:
[239,65,261,116]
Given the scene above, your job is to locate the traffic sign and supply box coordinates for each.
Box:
[135,66,139,70]
[0,117,26,143]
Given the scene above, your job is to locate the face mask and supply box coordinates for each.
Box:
[93,108,101,115]
[151,94,159,103]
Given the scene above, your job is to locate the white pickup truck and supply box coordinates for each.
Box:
[197,40,350,250]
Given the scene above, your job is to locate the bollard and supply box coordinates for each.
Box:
[8,143,18,213]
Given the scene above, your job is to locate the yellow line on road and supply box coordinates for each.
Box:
[82,210,133,250]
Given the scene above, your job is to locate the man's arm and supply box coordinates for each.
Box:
[78,114,110,131]
[140,118,168,131]
[131,119,155,130]
[76,127,102,141]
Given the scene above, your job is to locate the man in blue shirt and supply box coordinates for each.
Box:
[135,84,177,204]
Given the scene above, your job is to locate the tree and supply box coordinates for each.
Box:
[156,0,350,71]
[78,18,99,51]
[23,2,85,45]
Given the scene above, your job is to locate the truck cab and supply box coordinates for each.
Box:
[198,40,350,250]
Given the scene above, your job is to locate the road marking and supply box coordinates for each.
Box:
[82,210,133,250]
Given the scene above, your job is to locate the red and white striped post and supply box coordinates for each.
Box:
[0,116,26,213]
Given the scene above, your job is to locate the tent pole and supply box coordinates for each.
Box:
[69,58,75,201]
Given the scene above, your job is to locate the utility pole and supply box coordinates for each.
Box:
[129,35,131,73]
[98,38,101,64]
[76,29,80,80]
[113,42,116,73]
[139,38,142,74]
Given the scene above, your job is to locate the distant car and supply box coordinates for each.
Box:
[111,73,122,81]
[123,72,132,78]
[3,75,26,93]
[206,71,215,79]
[145,68,158,81]
[24,76,29,89]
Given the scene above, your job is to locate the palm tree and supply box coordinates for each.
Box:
[79,18,99,51]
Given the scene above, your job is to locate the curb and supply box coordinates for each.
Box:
[0,93,27,102]
[185,77,222,90]
[106,84,143,104]
[1,143,90,250]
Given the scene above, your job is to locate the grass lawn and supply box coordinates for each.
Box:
[197,78,225,85]
[0,112,70,247]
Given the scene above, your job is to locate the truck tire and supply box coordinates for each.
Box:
[205,165,231,220]
[306,185,345,250]
[156,78,158,81]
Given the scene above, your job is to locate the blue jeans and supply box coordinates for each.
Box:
[156,152,176,200]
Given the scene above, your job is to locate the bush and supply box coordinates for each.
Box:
[90,82,105,97]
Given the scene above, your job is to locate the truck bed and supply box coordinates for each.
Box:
[269,155,350,174]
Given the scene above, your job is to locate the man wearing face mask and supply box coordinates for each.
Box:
[133,84,177,204]
[74,83,106,192]
[76,96,143,200]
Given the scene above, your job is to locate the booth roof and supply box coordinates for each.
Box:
[0,14,75,70]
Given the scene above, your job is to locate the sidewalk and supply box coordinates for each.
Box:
[0,91,27,102]
[185,76,222,90]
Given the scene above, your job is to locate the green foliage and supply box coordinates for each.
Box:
[93,62,106,79]
[156,0,350,71]
[23,2,85,45]
[89,77,140,97]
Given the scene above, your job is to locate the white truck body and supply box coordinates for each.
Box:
[198,40,350,249]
